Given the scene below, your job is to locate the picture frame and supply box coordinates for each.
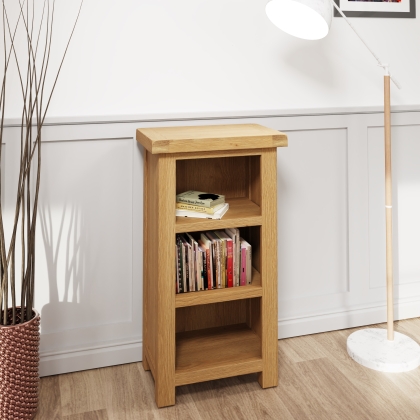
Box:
[334,0,416,18]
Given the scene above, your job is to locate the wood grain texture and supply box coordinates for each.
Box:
[175,324,262,386]
[136,124,288,154]
[62,410,109,420]
[143,150,150,371]
[141,125,286,406]
[175,268,261,308]
[34,375,62,419]
[384,75,394,340]
[176,156,249,198]
[175,197,262,233]
[155,154,177,408]
[175,300,247,333]
[37,318,420,419]
[258,149,278,388]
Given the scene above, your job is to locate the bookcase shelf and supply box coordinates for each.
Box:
[175,267,261,308]
[175,324,262,386]
[175,197,262,233]
[137,123,287,407]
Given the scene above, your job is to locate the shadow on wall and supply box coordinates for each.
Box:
[39,202,91,333]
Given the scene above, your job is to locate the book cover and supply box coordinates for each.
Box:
[199,238,212,290]
[176,236,185,293]
[198,246,207,290]
[175,202,225,214]
[181,240,187,292]
[176,244,179,294]
[175,203,229,220]
[186,233,198,291]
[215,230,233,288]
[240,244,247,286]
[205,231,222,288]
[225,228,240,287]
[176,190,225,208]
[240,238,252,285]
[180,234,193,292]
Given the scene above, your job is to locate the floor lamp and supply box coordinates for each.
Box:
[266,0,420,372]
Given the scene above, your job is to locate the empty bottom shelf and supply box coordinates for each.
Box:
[175,323,262,386]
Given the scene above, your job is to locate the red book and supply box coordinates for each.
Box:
[226,239,233,287]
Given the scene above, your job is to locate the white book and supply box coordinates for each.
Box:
[240,238,252,285]
[176,203,229,220]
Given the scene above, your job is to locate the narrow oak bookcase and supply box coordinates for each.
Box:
[136,124,288,407]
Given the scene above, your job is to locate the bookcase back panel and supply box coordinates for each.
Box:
[176,300,249,333]
[176,156,261,200]
[239,226,261,273]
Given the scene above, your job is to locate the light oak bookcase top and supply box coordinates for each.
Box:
[137,123,288,407]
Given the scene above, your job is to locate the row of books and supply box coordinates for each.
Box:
[175,190,229,219]
[175,228,252,293]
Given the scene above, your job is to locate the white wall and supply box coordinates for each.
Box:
[2,0,420,119]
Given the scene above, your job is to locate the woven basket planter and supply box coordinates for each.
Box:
[0,308,40,419]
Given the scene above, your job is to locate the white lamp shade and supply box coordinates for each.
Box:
[266,0,332,40]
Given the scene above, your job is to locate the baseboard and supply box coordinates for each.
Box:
[278,298,420,339]
[39,299,420,377]
[39,340,142,377]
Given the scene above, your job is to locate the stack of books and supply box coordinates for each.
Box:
[175,228,252,293]
[175,190,229,219]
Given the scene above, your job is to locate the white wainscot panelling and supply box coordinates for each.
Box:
[35,136,143,376]
[2,108,417,376]
[277,128,349,314]
[368,124,420,305]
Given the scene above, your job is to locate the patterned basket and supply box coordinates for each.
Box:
[0,308,40,420]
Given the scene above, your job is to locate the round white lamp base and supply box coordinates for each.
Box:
[347,328,420,373]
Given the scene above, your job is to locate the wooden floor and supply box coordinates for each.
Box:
[35,318,420,420]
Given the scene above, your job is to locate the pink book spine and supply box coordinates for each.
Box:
[240,246,247,286]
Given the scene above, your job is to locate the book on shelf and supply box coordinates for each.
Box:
[198,245,207,290]
[215,230,234,288]
[175,229,252,294]
[240,244,247,286]
[176,202,225,214]
[240,238,252,285]
[198,237,213,290]
[176,244,180,294]
[225,228,240,287]
[176,190,225,208]
[175,202,229,219]
[203,231,222,289]
[206,231,225,288]
[179,234,193,292]
[185,232,199,291]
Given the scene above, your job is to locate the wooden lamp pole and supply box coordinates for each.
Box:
[384,74,394,341]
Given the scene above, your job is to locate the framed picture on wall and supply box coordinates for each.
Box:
[334,0,416,18]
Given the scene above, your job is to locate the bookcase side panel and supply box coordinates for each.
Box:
[144,152,160,377]
[259,148,279,388]
[155,154,177,407]
[143,150,151,371]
